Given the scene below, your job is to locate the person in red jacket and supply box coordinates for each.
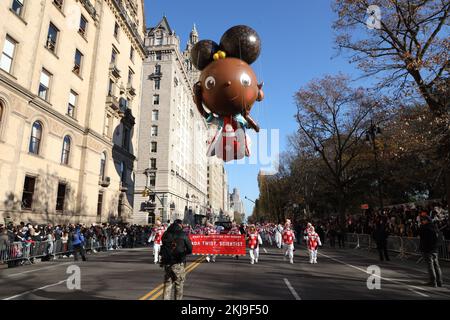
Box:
[205,223,218,263]
[247,225,262,264]
[307,226,322,264]
[282,222,296,264]
[149,220,165,264]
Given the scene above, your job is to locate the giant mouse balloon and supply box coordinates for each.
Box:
[191,25,264,162]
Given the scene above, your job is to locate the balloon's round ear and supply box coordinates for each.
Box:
[220,25,261,65]
[190,40,220,70]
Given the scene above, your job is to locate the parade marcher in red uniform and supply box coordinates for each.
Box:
[229,222,241,235]
[247,225,262,264]
[229,221,241,260]
[282,222,295,264]
[205,223,218,263]
[149,220,165,264]
[307,226,322,264]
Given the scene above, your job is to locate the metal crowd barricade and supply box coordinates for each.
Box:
[345,233,358,248]
[438,240,450,261]
[344,233,450,262]
[358,234,372,252]
[1,231,150,266]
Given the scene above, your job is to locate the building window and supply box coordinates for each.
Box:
[29,121,42,154]
[111,47,118,64]
[155,65,161,74]
[38,69,51,101]
[53,0,63,10]
[79,14,88,37]
[174,77,178,87]
[104,113,112,137]
[153,94,159,105]
[152,110,159,121]
[0,103,3,130]
[11,0,25,17]
[149,173,156,187]
[119,97,128,110]
[68,90,77,118]
[151,142,157,153]
[114,22,120,39]
[128,68,134,86]
[108,79,114,96]
[155,52,162,61]
[154,79,161,90]
[55,182,66,211]
[1,36,17,74]
[100,152,106,180]
[46,23,59,52]
[155,35,162,46]
[97,192,103,217]
[122,126,130,152]
[61,135,71,165]
[21,176,36,210]
[150,158,157,169]
[151,125,158,137]
[130,46,134,62]
[73,49,83,75]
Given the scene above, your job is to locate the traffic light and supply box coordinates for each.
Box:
[142,187,150,197]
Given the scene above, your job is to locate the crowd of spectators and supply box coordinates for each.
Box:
[0,222,152,266]
[248,202,450,249]
[343,202,449,240]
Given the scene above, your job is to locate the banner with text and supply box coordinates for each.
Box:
[189,234,246,256]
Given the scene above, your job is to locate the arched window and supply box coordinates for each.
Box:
[29,121,42,154]
[61,135,71,165]
[100,152,106,179]
[0,102,4,129]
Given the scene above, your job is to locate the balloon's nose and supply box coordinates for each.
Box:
[226,81,232,87]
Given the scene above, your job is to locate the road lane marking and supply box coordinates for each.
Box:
[4,262,73,278]
[138,256,204,300]
[283,278,301,300]
[5,247,148,278]
[408,288,430,297]
[263,248,268,254]
[318,252,434,298]
[3,280,66,300]
[149,258,205,301]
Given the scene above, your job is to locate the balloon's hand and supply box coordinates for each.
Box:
[257,82,264,102]
[244,113,260,132]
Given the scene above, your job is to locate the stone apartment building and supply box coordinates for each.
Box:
[0,0,146,225]
[133,17,210,225]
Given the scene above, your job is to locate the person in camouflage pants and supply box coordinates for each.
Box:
[161,219,192,300]
[163,263,186,300]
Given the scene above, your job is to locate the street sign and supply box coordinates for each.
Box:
[142,201,156,211]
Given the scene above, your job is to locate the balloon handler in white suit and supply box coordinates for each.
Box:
[275,223,284,249]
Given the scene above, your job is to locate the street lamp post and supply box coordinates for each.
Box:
[244,196,255,204]
[366,120,384,211]
[143,168,167,222]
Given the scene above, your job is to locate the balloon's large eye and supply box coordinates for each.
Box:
[240,73,252,87]
[205,76,216,90]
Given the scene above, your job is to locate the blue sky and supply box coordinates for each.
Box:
[144,0,362,218]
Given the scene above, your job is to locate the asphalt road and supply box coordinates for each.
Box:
[1,244,449,300]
